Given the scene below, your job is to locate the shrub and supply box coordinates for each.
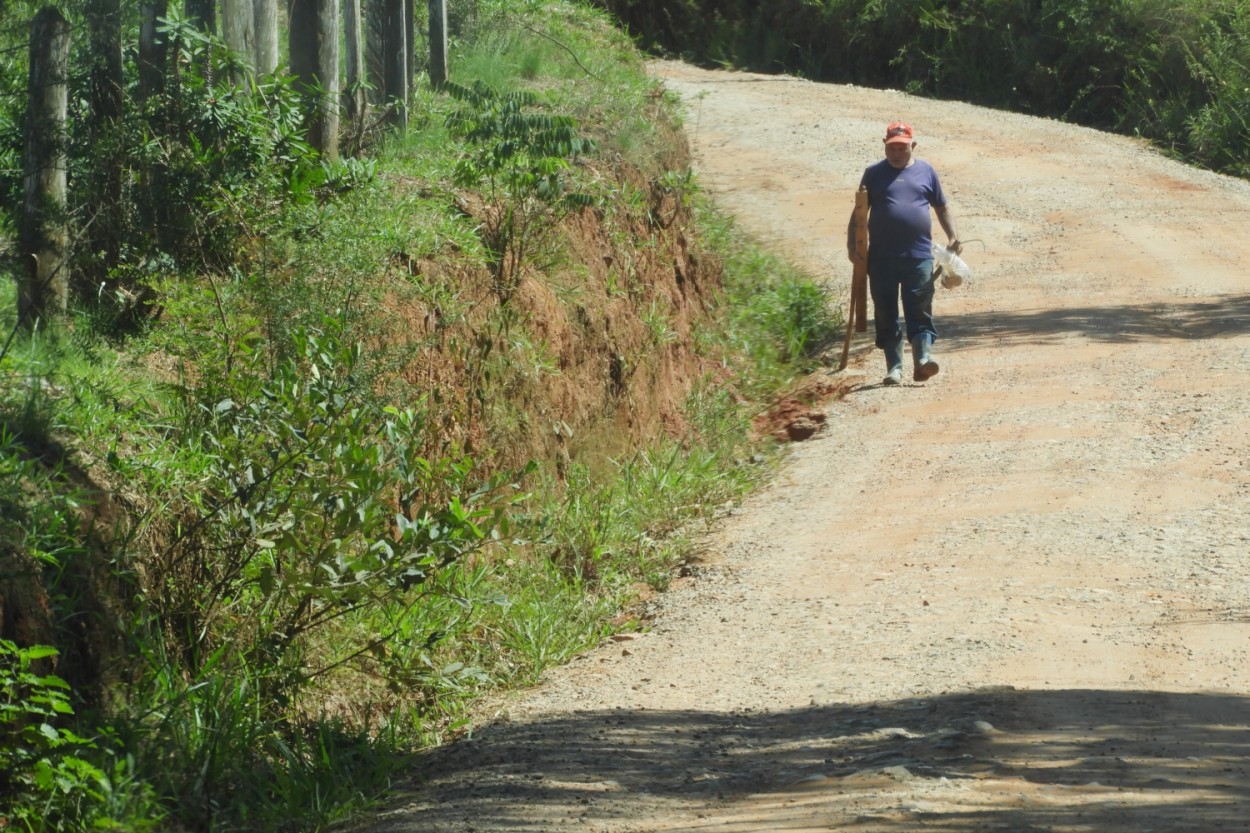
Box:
[0,641,106,831]
[445,79,597,296]
[147,318,528,694]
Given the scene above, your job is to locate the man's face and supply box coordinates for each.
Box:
[884,141,914,169]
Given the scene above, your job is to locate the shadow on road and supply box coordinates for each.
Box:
[369,687,1250,831]
[942,293,1250,346]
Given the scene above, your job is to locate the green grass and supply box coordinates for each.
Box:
[694,195,842,395]
[0,3,845,830]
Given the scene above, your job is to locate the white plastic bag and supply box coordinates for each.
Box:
[932,244,971,289]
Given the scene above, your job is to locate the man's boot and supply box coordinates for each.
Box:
[882,336,905,386]
[911,333,939,382]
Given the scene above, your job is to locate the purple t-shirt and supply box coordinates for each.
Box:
[859,158,947,259]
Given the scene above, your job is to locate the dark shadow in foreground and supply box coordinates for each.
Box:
[939,293,1250,348]
[363,687,1250,831]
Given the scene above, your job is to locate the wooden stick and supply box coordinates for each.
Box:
[852,187,869,332]
[838,283,856,369]
[839,187,870,370]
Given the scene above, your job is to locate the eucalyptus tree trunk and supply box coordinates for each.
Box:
[428,0,448,88]
[86,0,123,284]
[405,0,415,89]
[254,0,279,74]
[343,0,367,126]
[139,0,168,98]
[383,0,408,127]
[365,0,385,105]
[222,0,255,87]
[87,0,123,126]
[19,7,71,326]
[290,0,341,160]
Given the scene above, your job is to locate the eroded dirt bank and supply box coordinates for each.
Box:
[364,61,1250,833]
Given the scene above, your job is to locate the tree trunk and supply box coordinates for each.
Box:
[88,0,123,135]
[254,0,279,74]
[343,0,367,126]
[86,0,124,286]
[222,0,255,86]
[383,0,408,127]
[139,1,168,98]
[366,0,385,105]
[290,0,341,161]
[405,0,415,89]
[20,7,71,326]
[428,0,448,89]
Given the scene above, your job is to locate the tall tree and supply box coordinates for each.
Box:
[365,0,385,103]
[254,0,278,74]
[383,0,407,127]
[138,1,168,99]
[20,7,71,326]
[290,0,341,160]
[86,0,123,284]
[428,0,448,88]
[344,0,367,126]
[222,0,255,86]
[405,0,415,89]
[185,0,215,79]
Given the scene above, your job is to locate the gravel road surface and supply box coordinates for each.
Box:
[365,60,1250,833]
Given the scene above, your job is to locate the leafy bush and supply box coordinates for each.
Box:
[445,79,597,295]
[0,641,106,831]
[1182,6,1250,177]
[149,318,526,694]
[0,5,319,320]
[114,10,315,276]
[79,317,532,830]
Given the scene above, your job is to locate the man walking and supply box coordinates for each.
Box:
[847,122,961,385]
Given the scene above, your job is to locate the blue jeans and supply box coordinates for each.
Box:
[868,256,936,349]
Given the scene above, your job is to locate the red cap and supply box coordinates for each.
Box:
[884,122,914,145]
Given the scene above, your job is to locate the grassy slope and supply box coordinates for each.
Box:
[0,3,839,831]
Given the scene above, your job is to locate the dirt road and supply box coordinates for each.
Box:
[368,62,1250,832]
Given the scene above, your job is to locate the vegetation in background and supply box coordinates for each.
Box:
[0,1,836,830]
[595,0,1250,178]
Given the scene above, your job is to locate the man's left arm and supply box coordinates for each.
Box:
[934,203,961,254]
